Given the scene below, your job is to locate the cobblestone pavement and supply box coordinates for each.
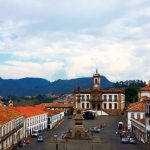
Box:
[21,115,149,150]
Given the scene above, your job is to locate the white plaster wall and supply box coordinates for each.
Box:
[140,92,150,98]
[97,110,109,116]
[127,112,145,129]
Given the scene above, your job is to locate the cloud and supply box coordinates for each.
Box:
[0,60,64,81]
[0,0,150,82]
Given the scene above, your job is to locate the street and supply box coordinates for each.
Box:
[21,115,149,150]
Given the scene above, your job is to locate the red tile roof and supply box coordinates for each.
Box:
[140,84,150,91]
[45,109,64,116]
[12,106,47,118]
[139,96,150,101]
[127,101,145,112]
[36,103,74,108]
[0,106,23,124]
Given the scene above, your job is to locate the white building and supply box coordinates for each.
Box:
[138,81,150,98]
[0,107,24,150]
[14,106,47,137]
[127,82,150,145]
[74,70,125,115]
[47,109,65,129]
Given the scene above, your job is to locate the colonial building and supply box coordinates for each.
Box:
[127,81,150,145]
[0,107,24,150]
[138,80,150,98]
[74,70,125,115]
[13,106,47,137]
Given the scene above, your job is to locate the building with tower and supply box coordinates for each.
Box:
[74,70,125,116]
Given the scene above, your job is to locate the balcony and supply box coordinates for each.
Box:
[145,113,150,117]
[1,123,24,141]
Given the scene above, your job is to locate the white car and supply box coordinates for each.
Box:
[89,127,101,133]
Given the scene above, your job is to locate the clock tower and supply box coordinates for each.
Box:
[93,69,101,89]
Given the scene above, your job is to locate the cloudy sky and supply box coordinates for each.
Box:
[0,0,150,82]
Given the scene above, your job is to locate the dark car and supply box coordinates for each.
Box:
[68,115,72,119]
[37,135,44,142]
[89,127,101,133]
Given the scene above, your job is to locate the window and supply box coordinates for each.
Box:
[104,95,107,101]
[131,113,134,118]
[114,95,117,101]
[104,103,107,109]
[95,78,98,84]
[109,95,112,101]
[109,103,112,109]
[114,103,117,109]
[86,95,89,100]
[137,113,140,119]
[98,103,100,110]
[86,103,89,109]
[82,95,85,101]
[82,103,84,109]
[93,104,95,109]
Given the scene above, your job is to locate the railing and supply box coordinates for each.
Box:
[145,113,150,117]
[1,123,24,141]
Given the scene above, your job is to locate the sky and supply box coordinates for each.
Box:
[0,0,150,82]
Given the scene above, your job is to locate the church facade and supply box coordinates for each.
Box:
[74,70,125,115]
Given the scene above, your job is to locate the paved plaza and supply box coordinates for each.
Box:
[22,115,149,150]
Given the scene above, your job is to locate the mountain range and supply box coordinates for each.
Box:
[0,76,113,97]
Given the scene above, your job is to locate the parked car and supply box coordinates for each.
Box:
[120,137,129,144]
[68,115,72,119]
[31,130,40,137]
[89,127,101,133]
[37,135,44,142]
[129,137,136,144]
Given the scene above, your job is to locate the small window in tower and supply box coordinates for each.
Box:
[95,79,98,84]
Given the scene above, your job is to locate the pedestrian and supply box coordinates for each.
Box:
[115,131,118,136]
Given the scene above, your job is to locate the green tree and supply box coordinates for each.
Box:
[125,87,139,104]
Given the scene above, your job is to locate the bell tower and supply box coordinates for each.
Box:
[93,69,101,89]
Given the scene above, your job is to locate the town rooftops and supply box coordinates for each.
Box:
[74,87,124,94]
[36,103,74,108]
[45,109,64,116]
[139,96,150,102]
[140,81,150,91]
[127,101,145,112]
[12,106,47,118]
[0,106,23,124]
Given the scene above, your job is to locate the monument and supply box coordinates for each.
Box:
[66,110,92,140]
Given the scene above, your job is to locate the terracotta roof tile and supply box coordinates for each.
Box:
[36,103,74,108]
[140,84,150,91]
[0,106,23,124]
[127,102,145,112]
[139,96,150,101]
[45,109,64,116]
[12,106,47,118]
